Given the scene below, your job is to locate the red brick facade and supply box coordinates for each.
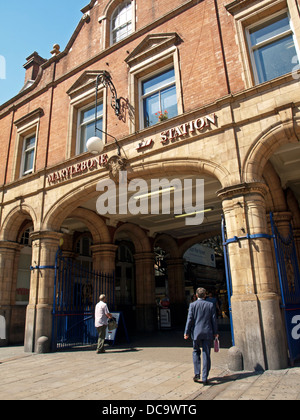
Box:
[1,0,300,370]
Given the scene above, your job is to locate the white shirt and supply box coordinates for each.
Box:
[95,301,109,327]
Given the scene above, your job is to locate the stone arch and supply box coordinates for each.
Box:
[127,157,230,189]
[66,208,111,245]
[154,233,180,259]
[42,177,105,232]
[243,115,300,183]
[179,229,221,258]
[113,222,151,254]
[103,0,127,17]
[101,0,135,49]
[263,161,287,213]
[44,157,227,234]
[0,204,37,242]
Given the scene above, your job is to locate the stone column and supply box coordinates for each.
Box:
[91,243,117,307]
[167,258,186,327]
[218,182,288,371]
[0,241,22,346]
[134,252,156,332]
[24,231,62,353]
[91,243,117,275]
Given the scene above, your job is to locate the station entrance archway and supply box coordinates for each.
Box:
[56,171,226,335]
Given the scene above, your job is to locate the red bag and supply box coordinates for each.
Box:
[214,337,220,353]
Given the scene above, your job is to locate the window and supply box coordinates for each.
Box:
[17,226,33,305]
[247,11,300,84]
[111,0,132,45]
[126,33,183,132]
[75,235,93,271]
[13,108,42,180]
[77,102,103,155]
[21,134,36,176]
[141,67,178,128]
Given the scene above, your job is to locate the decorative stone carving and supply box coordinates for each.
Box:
[105,155,128,181]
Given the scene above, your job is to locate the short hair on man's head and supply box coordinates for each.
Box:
[196,287,207,299]
[99,294,106,301]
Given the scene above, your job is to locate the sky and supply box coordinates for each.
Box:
[0,0,88,105]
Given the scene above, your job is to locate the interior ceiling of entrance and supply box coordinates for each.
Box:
[61,174,223,239]
[269,142,300,207]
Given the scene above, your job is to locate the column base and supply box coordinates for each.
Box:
[231,293,288,371]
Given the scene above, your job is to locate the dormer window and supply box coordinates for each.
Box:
[111,0,132,45]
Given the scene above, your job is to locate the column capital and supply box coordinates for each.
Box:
[217,182,269,200]
[271,211,293,224]
[134,252,155,263]
[0,241,22,252]
[90,243,118,255]
[30,230,63,243]
[166,258,184,266]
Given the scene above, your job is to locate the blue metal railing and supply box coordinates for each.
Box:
[52,249,115,351]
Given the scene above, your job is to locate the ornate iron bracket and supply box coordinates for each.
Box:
[96,71,120,117]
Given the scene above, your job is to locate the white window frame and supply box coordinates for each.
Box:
[76,101,104,156]
[20,133,37,177]
[246,9,300,84]
[139,64,178,129]
[110,0,133,45]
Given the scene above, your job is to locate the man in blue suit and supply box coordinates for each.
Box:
[184,287,219,384]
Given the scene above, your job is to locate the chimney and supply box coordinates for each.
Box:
[23,52,46,84]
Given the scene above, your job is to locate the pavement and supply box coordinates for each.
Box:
[0,329,299,401]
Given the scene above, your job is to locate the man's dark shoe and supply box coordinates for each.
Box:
[202,379,209,385]
[193,375,200,382]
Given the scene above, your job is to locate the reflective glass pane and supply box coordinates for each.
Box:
[161,85,178,119]
[250,14,290,45]
[80,118,102,154]
[23,149,34,173]
[143,92,159,127]
[24,135,36,150]
[112,1,132,42]
[81,104,103,124]
[254,34,299,83]
[142,68,175,95]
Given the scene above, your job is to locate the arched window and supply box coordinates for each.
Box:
[111,0,132,45]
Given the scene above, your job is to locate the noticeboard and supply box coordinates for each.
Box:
[160,308,171,329]
[105,311,130,345]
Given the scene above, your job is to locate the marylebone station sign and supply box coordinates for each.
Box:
[47,112,217,185]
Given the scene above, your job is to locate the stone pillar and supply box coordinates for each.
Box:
[167,258,186,327]
[0,241,22,346]
[294,228,300,267]
[134,252,156,332]
[268,212,293,296]
[91,244,117,274]
[24,231,62,353]
[218,182,288,371]
[91,244,117,307]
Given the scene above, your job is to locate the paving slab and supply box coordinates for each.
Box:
[0,330,299,401]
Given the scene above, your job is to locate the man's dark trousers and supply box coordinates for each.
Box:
[193,338,211,381]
